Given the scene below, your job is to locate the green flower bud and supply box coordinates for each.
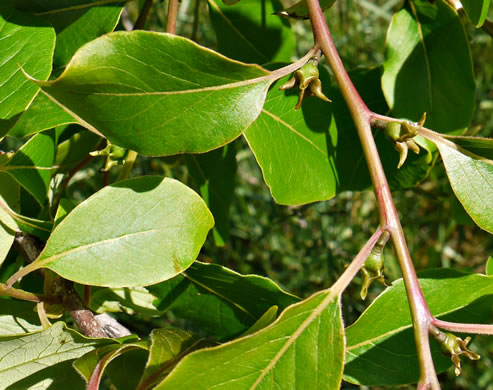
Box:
[90,142,128,172]
[360,231,390,300]
[384,121,421,169]
[280,57,331,110]
[430,327,480,376]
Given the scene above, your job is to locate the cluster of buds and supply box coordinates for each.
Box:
[280,55,331,110]
[360,231,390,300]
[384,113,426,168]
[90,142,128,172]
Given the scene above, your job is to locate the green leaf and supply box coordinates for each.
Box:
[0,300,42,336]
[149,261,299,340]
[344,269,493,386]
[105,348,149,390]
[185,143,237,246]
[155,289,344,389]
[461,0,491,27]
[137,329,204,390]
[436,142,493,233]
[382,0,475,133]
[74,341,148,388]
[10,0,125,70]
[0,173,19,266]
[244,67,339,205]
[208,0,296,64]
[274,0,336,19]
[89,286,162,316]
[0,322,113,388]
[0,6,55,121]
[246,66,429,204]
[443,135,493,160]
[241,305,278,337]
[35,31,273,156]
[486,256,493,276]
[1,129,56,205]
[4,93,76,138]
[0,198,53,240]
[54,197,75,227]
[10,177,214,288]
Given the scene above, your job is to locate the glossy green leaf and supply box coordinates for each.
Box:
[0,322,113,388]
[0,173,19,265]
[137,329,204,390]
[208,0,296,64]
[185,144,237,246]
[382,0,475,133]
[1,129,56,205]
[461,0,491,27]
[89,286,162,316]
[149,261,299,340]
[35,31,273,156]
[0,6,55,120]
[344,269,493,386]
[0,300,42,336]
[4,93,76,138]
[11,177,214,287]
[10,0,125,70]
[436,142,493,233]
[274,0,336,19]
[155,289,344,389]
[244,67,338,205]
[74,341,148,389]
[241,305,278,337]
[246,66,430,205]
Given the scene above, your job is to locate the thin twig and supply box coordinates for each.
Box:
[134,0,153,30]
[305,1,439,388]
[11,233,109,338]
[166,0,179,34]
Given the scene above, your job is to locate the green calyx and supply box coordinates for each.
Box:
[430,326,480,376]
[280,57,331,110]
[384,113,426,169]
[90,142,128,171]
[360,231,390,300]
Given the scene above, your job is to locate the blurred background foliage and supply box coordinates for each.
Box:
[1,0,492,388]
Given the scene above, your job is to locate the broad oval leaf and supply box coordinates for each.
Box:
[436,142,493,233]
[208,0,296,64]
[9,0,125,70]
[149,261,299,340]
[344,269,493,386]
[461,0,491,27]
[0,5,55,120]
[0,322,113,388]
[382,0,475,133]
[14,177,214,287]
[35,31,273,156]
[156,289,344,389]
